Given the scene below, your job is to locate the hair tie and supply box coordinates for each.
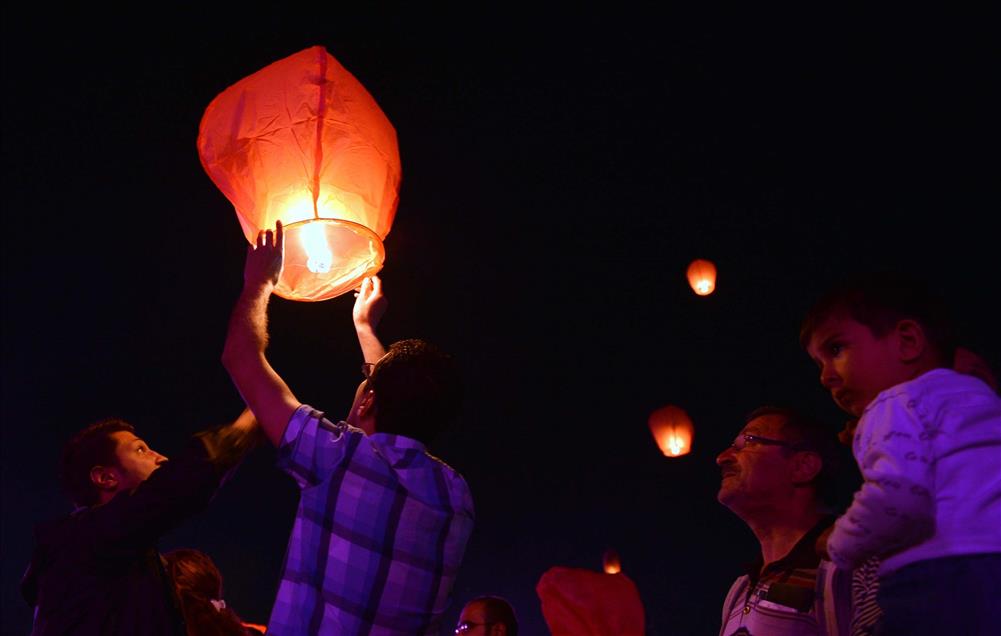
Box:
[210,599,227,612]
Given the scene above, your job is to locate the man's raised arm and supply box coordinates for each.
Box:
[222,221,299,447]
[353,275,388,364]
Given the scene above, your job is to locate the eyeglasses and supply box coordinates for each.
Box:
[361,363,374,379]
[730,433,810,452]
[455,621,493,634]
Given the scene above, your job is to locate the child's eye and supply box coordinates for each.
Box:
[829,343,843,355]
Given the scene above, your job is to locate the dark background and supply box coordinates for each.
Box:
[3,7,997,635]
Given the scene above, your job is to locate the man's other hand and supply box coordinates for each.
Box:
[353,275,387,332]
[244,221,284,290]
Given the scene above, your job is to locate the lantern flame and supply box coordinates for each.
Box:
[300,222,334,273]
[665,434,685,456]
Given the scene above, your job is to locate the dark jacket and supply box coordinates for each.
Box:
[21,425,259,635]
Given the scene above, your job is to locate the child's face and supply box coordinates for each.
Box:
[806,314,907,417]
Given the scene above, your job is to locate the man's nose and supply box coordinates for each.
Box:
[716,447,735,465]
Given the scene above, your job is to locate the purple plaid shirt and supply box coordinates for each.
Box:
[268,405,475,635]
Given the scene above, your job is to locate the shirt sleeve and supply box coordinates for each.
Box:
[88,437,223,549]
[827,393,936,570]
[276,404,363,489]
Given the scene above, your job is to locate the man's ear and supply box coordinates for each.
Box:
[90,465,118,491]
[350,388,379,436]
[357,389,376,416]
[894,319,927,363]
[791,451,823,485]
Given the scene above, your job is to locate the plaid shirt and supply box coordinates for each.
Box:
[267,405,475,635]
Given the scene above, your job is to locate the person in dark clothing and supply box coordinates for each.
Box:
[20,409,260,635]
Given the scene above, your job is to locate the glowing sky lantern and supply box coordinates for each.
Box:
[686,259,717,296]
[602,548,622,574]
[648,405,695,457]
[198,46,401,301]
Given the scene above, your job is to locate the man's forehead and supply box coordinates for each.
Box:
[110,430,141,446]
[741,414,785,436]
[459,600,485,619]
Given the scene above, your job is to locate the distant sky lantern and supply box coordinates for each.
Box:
[602,548,622,574]
[686,259,717,296]
[197,46,401,301]
[648,405,695,457]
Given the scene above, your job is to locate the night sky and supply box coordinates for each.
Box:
[3,8,997,635]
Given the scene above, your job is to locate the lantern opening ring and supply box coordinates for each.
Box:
[279,216,383,241]
[270,217,386,302]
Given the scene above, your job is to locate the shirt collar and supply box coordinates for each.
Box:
[743,515,835,583]
[369,432,427,453]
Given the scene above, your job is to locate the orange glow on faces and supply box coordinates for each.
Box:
[686,259,717,296]
[648,405,695,457]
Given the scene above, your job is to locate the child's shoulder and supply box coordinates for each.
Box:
[866,368,998,415]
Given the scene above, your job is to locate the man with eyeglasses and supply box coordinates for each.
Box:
[717,406,852,636]
[222,223,475,635]
[454,596,518,635]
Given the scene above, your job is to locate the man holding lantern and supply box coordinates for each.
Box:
[222,221,474,636]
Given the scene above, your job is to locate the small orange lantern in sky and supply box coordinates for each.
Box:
[198,46,401,301]
[602,548,622,574]
[648,405,695,457]
[686,259,717,296]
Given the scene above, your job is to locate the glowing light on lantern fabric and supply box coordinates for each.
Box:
[648,405,695,457]
[197,45,401,301]
[602,548,622,574]
[686,259,717,296]
[300,222,334,273]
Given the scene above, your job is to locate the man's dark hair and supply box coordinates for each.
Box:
[744,406,844,507]
[59,418,134,507]
[368,338,462,445]
[799,271,957,365]
[469,595,518,636]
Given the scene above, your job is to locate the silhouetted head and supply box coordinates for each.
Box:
[456,595,519,636]
[60,418,167,507]
[163,548,252,636]
[352,338,463,445]
[802,272,956,415]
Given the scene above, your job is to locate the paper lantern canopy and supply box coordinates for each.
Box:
[198,46,401,301]
[648,405,694,457]
[537,566,645,636]
[686,259,717,296]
